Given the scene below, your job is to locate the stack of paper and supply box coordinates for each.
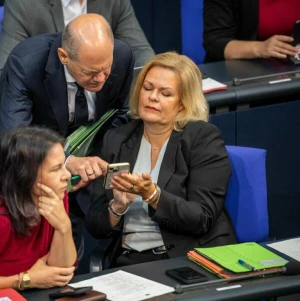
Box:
[188,242,288,279]
[64,109,118,157]
[202,77,228,94]
[71,270,174,301]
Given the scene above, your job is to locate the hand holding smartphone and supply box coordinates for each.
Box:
[289,20,300,65]
[165,266,208,284]
[103,162,130,189]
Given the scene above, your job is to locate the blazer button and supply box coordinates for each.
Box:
[167,244,175,251]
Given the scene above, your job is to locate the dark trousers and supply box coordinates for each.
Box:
[115,249,169,267]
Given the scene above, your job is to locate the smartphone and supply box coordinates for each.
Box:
[289,20,300,65]
[103,162,130,189]
[165,267,209,284]
[49,286,93,298]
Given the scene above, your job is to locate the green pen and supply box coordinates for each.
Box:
[70,175,81,186]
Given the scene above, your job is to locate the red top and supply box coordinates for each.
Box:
[258,0,300,40]
[0,192,69,276]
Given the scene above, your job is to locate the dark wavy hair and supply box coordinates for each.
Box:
[0,126,64,236]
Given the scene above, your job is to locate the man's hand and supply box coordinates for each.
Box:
[65,156,108,191]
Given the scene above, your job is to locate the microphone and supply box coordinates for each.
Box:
[174,261,300,294]
[232,70,300,86]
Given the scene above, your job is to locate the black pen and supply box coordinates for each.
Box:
[238,259,256,271]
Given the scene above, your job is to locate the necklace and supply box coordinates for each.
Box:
[144,131,160,151]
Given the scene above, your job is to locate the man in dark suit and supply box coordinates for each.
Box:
[0,14,134,261]
[0,13,133,181]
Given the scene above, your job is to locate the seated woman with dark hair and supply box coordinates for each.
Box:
[0,127,76,290]
[86,52,237,268]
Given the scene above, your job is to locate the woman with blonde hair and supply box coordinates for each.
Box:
[86,52,236,267]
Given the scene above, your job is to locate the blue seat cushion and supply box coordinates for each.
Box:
[225,146,269,242]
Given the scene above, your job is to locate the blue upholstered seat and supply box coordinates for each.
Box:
[0,6,4,34]
[225,146,269,243]
[180,0,206,64]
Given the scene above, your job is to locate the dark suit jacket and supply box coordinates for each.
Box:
[85,119,237,263]
[0,32,134,138]
[0,0,154,68]
[204,0,259,62]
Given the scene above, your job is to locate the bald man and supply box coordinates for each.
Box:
[0,14,134,259]
[0,14,133,181]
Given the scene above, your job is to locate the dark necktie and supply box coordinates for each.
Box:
[74,83,88,127]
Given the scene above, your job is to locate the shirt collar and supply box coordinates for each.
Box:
[61,0,72,8]
[64,65,76,84]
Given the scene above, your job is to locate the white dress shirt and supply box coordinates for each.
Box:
[61,0,87,26]
[64,65,96,123]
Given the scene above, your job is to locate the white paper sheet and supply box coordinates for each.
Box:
[267,238,300,262]
[71,270,174,301]
[202,78,227,94]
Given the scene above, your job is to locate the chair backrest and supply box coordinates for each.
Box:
[180,0,206,64]
[225,146,269,243]
[0,6,4,34]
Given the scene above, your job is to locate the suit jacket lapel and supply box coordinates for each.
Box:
[87,0,99,13]
[116,121,181,189]
[118,123,143,172]
[157,130,181,189]
[48,0,65,31]
[44,33,69,135]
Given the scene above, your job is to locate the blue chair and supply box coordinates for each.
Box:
[0,6,4,34]
[180,0,206,64]
[225,146,269,243]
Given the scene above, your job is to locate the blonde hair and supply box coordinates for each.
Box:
[130,52,209,130]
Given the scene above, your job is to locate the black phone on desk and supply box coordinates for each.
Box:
[49,286,93,298]
[288,20,300,65]
[165,266,208,284]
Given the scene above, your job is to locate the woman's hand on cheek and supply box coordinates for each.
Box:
[28,256,75,289]
[37,183,71,233]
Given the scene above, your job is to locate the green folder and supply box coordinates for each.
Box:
[64,108,118,157]
[195,242,288,273]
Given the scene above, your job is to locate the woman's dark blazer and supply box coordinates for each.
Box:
[85,119,237,263]
[204,0,259,62]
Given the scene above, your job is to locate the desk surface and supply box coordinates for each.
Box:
[22,256,300,301]
[200,58,300,108]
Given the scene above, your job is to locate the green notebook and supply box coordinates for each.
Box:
[195,242,288,273]
[64,108,118,157]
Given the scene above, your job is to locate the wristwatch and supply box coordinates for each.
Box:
[19,271,31,290]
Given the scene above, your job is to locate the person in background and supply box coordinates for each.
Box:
[0,126,76,290]
[85,52,237,268]
[0,0,154,69]
[0,13,133,264]
[204,0,300,62]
